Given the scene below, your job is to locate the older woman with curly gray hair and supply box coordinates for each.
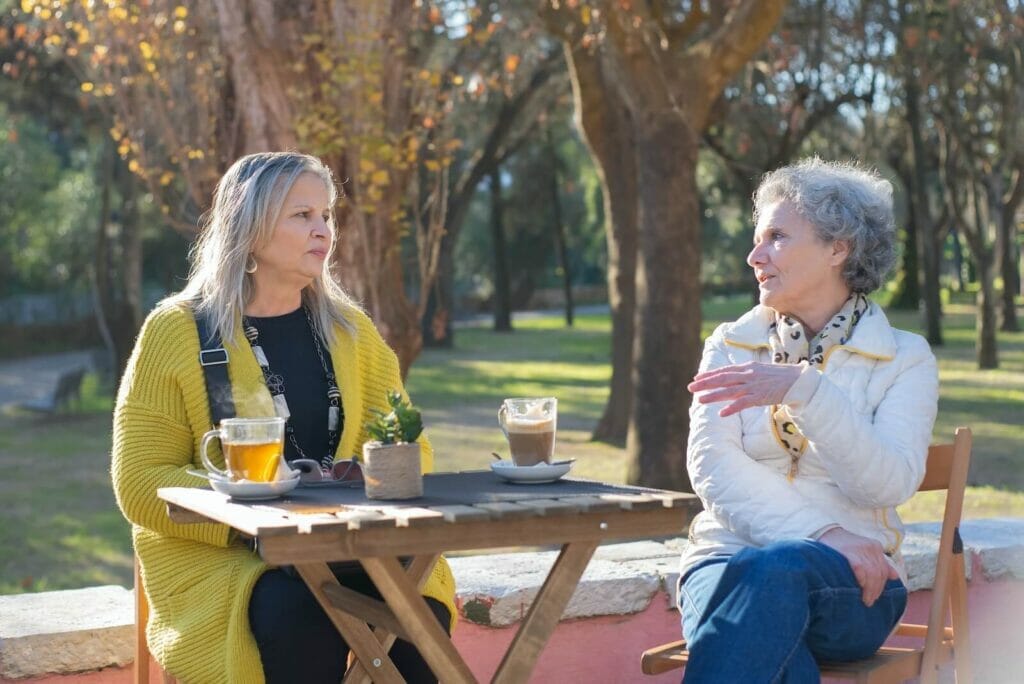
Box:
[677,158,938,682]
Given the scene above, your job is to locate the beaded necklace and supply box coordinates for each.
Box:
[242,306,341,471]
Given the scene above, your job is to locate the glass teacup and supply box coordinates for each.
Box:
[498,397,557,466]
[200,417,286,482]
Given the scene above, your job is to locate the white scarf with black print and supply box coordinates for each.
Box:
[767,293,870,479]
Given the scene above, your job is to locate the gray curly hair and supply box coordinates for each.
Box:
[753,158,898,294]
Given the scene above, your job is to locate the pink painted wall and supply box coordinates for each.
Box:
[8,580,1022,683]
[451,578,1024,683]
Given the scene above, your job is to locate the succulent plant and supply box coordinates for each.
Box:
[365,390,423,445]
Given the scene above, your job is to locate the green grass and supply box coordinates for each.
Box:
[0,297,1021,593]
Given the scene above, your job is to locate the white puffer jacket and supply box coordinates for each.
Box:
[680,303,939,580]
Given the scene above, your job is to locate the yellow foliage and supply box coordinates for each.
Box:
[452,75,464,86]
[138,40,153,60]
[173,6,188,19]
[80,81,95,92]
[359,158,376,174]
[371,169,389,186]
[159,171,174,186]
[174,20,186,34]
[19,0,34,14]
[581,6,592,25]
[128,159,140,173]
[424,159,440,172]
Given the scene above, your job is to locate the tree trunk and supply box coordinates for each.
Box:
[976,253,999,368]
[212,0,298,154]
[92,141,117,380]
[905,76,943,344]
[545,0,785,483]
[489,168,512,332]
[422,237,456,348]
[998,173,1022,332]
[547,130,573,327]
[563,42,637,446]
[625,112,702,492]
[951,225,966,292]
[889,164,922,310]
[113,165,143,380]
[92,147,143,383]
[998,219,1020,332]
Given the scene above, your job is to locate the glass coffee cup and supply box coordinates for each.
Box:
[200,417,286,482]
[498,397,557,466]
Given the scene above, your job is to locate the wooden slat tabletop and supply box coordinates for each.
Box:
[159,470,701,541]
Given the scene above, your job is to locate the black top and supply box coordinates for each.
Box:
[246,307,338,463]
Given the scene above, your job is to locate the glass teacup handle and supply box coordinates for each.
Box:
[497,403,509,439]
[199,428,230,480]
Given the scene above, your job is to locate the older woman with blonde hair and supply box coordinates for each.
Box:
[112,152,455,683]
[678,158,938,682]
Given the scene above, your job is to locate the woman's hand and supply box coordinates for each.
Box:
[819,527,899,606]
[687,362,802,417]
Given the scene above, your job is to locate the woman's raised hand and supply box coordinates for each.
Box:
[687,362,802,417]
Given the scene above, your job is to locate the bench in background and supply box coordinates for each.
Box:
[17,366,87,414]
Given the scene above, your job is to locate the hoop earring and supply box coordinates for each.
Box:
[245,255,258,274]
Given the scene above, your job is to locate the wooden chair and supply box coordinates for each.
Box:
[135,555,177,684]
[641,427,973,684]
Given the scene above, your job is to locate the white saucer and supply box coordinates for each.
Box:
[490,460,573,484]
[194,471,301,500]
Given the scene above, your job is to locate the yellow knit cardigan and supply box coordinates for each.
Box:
[111,301,456,683]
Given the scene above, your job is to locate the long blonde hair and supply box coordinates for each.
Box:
[175,152,360,346]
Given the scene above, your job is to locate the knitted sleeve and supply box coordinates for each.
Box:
[111,304,232,547]
[351,312,435,472]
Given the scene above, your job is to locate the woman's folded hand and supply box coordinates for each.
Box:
[818,527,899,606]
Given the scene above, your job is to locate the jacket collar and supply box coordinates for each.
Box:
[723,303,896,361]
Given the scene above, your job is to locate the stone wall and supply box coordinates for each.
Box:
[3,519,1023,683]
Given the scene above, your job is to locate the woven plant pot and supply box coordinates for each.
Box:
[362,441,423,500]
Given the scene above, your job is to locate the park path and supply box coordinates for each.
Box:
[0,350,95,408]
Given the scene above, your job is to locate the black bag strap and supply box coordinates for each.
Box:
[193,307,236,427]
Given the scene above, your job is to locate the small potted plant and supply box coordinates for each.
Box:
[362,390,424,499]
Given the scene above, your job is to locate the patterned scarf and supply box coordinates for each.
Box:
[767,293,869,480]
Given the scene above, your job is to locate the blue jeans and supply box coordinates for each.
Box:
[678,540,907,683]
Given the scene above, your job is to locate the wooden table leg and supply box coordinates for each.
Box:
[293,563,405,684]
[362,556,477,684]
[343,554,440,684]
[492,541,600,684]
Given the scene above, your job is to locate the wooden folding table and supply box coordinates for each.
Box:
[158,471,700,683]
